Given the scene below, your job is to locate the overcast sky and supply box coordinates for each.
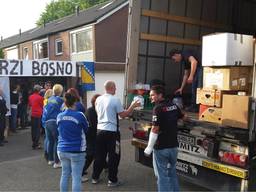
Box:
[0,0,52,39]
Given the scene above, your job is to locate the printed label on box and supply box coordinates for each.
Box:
[239,78,246,86]
[204,73,223,88]
[232,80,238,87]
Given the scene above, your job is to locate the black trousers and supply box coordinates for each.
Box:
[19,104,28,128]
[0,116,6,143]
[82,142,95,175]
[92,130,120,182]
[82,141,108,175]
[31,117,41,147]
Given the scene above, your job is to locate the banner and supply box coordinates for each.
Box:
[81,61,95,91]
[0,77,11,116]
[0,59,76,76]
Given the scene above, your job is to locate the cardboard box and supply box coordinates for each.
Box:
[199,105,222,124]
[203,67,251,91]
[196,88,237,107]
[202,33,253,66]
[222,95,250,129]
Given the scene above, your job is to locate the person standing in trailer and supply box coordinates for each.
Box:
[170,49,202,112]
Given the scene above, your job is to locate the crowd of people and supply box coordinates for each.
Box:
[0,79,185,192]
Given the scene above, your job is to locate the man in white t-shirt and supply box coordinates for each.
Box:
[92,80,140,187]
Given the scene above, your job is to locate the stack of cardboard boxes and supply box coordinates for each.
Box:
[197,33,253,129]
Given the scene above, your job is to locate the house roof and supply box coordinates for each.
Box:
[0,0,128,49]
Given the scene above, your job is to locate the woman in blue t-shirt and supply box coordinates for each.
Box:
[57,92,88,192]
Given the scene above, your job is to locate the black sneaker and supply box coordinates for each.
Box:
[0,143,4,147]
[44,152,48,161]
[107,180,122,187]
[32,145,42,150]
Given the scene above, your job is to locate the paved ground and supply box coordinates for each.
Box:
[0,120,209,191]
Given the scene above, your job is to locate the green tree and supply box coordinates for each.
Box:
[36,0,109,26]
[0,49,4,59]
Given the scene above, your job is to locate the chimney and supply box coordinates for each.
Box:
[1,36,3,42]
[19,29,21,36]
[43,20,46,28]
[76,6,79,16]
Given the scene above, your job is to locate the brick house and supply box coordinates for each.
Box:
[0,0,128,106]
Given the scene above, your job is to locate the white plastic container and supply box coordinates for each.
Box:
[202,33,253,66]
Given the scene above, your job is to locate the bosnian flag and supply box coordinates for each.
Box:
[81,61,95,91]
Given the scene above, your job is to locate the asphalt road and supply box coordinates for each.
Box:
[0,120,209,191]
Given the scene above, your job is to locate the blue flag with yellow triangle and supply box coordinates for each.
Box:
[81,61,95,91]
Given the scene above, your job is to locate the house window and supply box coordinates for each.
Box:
[55,39,63,55]
[23,47,28,60]
[71,27,93,53]
[33,39,48,59]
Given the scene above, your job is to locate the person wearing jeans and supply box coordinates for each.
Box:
[144,85,185,192]
[170,49,202,112]
[42,84,64,168]
[42,89,53,161]
[57,92,88,192]
[45,120,59,164]
[58,152,85,192]
[153,148,179,191]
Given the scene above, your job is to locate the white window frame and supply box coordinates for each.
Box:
[23,47,29,60]
[70,25,93,55]
[33,38,49,60]
[55,39,63,56]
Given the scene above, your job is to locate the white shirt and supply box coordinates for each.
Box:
[96,93,124,132]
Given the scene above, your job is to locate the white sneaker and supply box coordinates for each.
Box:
[53,162,62,168]
[81,176,89,183]
[48,161,54,166]
[92,179,99,184]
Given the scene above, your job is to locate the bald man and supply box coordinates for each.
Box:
[92,80,140,187]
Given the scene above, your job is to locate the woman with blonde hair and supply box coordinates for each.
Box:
[42,84,64,168]
[42,88,53,161]
[44,89,53,106]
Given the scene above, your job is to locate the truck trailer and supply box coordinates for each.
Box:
[125,0,256,191]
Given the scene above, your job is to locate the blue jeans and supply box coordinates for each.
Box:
[44,127,49,154]
[153,148,179,192]
[191,67,203,107]
[10,108,17,131]
[45,120,59,163]
[58,151,86,192]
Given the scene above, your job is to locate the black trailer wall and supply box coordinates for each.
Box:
[128,0,256,98]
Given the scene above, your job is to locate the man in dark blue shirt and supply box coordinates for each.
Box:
[170,49,202,112]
